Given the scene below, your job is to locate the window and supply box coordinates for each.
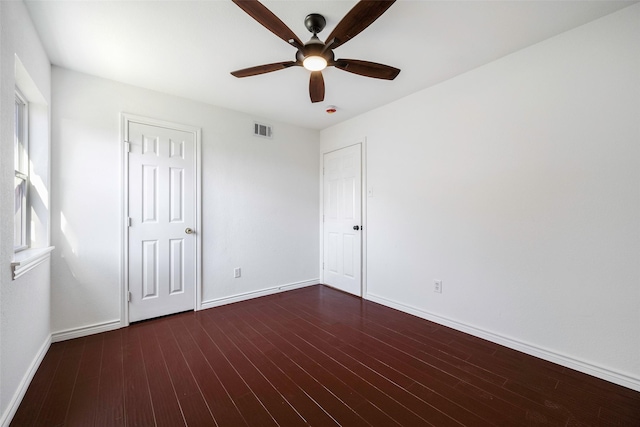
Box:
[11,57,54,280]
[14,89,28,252]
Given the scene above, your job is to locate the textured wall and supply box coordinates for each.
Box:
[0,1,52,424]
[321,4,640,389]
[50,68,320,333]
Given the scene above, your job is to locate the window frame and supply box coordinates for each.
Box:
[14,88,29,252]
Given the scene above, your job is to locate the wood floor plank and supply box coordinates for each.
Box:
[64,335,104,425]
[239,304,396,426]
[94,331,125,427]
[598,404,640,426]
[467,350,559,392]
[304,332,469,426]
[64,376,100,426]
[12,285,640,427]
[178,393,217,427]
[228,307,371,427]
[214,311,342,426]
[122,325,156,427]
[323,324,510,426]
[172,315,250,427]
[181,314,279,427]
[75,333,104,383]
[278,300,507,426]
[502,379,596,424]
[154,317,203,400]
[10,341,67,427]
[293,291,573,425]
[33,338,85,426]
[197,312,308,427]
[154,316,218,426]
[252,304,408,426]
[138,321,187,427]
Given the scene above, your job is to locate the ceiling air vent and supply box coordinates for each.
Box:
[254,122,273,139]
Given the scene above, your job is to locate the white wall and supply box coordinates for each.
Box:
[51,67,320,335]
[0,1,52,424]
[321,4,640,390]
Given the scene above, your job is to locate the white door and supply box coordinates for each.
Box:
[323,144,362,296]
[127,120,197,322]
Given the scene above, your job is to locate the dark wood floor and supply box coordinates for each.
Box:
[11,285,640,426]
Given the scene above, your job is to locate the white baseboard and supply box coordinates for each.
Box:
[366,292,640,393]
[201,279,318,310]
[51,319,121,343]
[0,335,51,427]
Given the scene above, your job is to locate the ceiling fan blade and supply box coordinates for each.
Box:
[232,0,303,47]
[231,61,299,78]
[324,0,396,49]
[334,59,400,80]
[309,71,325,103]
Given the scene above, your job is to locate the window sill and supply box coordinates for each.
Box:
[11,246,55,280]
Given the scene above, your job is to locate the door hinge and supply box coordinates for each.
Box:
[124,141,131,153]
[127,291,132,302]
[127,217,132,227]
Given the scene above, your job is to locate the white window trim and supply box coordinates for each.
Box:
[11,246,54,280]
[11,56,53,280]
[14,88,29,252]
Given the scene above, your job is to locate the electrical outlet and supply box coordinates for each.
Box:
[234,268,241,278]
[434,280,442,293]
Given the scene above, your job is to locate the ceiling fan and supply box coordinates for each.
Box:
[230,0,401,103]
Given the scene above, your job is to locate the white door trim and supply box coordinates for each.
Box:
[120,113,202,327]
[319,139,367,297]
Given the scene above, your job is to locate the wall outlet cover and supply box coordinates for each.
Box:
[434,280,442,293]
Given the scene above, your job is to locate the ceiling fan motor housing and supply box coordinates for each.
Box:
[296,37,334,64]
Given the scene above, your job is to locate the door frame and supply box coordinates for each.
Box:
[120,113,202,327]
[320,139,367,297]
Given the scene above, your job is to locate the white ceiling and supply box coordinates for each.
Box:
[25,0,636,130]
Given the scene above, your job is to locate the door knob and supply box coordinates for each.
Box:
[185,228,194,234]
[353,225,360,231]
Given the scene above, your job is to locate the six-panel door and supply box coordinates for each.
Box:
[323,144,362,296]
[128,122,196,322]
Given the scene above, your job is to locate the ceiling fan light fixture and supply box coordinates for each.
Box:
[230,0,401,103]
[303,55,327,71]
